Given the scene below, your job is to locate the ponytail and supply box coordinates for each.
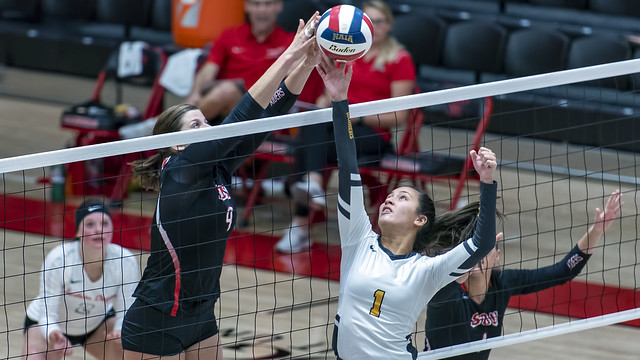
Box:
[422,201,504,256]
[129,103,199,191]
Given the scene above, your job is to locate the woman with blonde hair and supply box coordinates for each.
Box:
[277,0,417,253]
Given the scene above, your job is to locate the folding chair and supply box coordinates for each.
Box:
[61,42,167,201]
[359,96,494,227]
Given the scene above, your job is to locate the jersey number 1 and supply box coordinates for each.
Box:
[369,289,385,317]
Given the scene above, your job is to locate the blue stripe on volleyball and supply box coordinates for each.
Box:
[349,7,363,34]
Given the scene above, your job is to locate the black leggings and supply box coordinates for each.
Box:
[294,122,393,217]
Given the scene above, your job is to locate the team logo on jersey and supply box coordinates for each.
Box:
[566,253,584,270]
[470,311,498,327]
[217,185,231,201]
[369,245,376,252]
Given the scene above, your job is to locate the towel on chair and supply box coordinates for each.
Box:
[159,48,203,96]
[117,41,147,78]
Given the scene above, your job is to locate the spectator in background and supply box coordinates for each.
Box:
[275,0,416,253]
[185,0,323,123]
[22,200,139,360]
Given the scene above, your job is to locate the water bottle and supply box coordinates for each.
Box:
[50,165,66,203]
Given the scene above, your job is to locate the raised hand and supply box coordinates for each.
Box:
[316,53,353,102]
[578,189,623,254]
[283,12,319,61]
[592,189,623,237]
[469,147,497,184]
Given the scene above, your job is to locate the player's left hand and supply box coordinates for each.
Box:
[592,189,623,237]
[470,147,497,184]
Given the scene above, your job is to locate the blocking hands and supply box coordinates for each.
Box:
[470,147,497,184]
[284,12,320,62]
[316,54,353,102]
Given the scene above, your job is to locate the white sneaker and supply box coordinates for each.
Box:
[292,176,326,207]
[275,223,311,253]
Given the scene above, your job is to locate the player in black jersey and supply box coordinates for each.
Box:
[121,13,321,359]
[423,189,623,359]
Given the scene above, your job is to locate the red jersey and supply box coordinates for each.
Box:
[348,49,416,141]
[207,23,293,89]
[206,23,323,105]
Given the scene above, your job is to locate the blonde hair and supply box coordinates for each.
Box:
[363,0,405,68]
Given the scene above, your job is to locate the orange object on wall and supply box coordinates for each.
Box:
[172,0,245,48]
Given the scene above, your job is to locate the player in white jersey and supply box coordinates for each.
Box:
[22,200,139,360]
[315,55,499,359]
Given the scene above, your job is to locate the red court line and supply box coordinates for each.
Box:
[509,281,640,327]
[0,195,341,281]
[1,195,637,325]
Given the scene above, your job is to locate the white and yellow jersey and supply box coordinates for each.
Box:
[331,100,497,359]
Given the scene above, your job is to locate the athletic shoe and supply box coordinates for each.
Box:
[292,176,326,208]
[275,223,311,253]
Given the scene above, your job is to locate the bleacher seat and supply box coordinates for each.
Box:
[503,27,569,77]
[589,0,640,18]
[567,35,632,89]
[527,0,587,9]
[278,0,320,33]
[0,0,39,20]
[391,12,446,70]
[41,0,95,21]
[442,20,507,80]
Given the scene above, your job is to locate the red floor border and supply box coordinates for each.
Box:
[1,195,637,326]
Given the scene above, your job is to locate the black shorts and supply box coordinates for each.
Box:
[23,308,116,346]
[121,298,219,356]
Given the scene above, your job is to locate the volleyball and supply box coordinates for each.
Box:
[315,4,374,62]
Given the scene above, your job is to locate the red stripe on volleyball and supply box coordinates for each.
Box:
[328,5,341,32]
[362,14,374,37]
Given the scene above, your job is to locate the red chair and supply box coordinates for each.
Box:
[61,42,167,201]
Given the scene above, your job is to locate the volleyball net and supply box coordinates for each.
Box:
[1,58,640,359]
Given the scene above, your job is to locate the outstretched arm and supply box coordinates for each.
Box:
[578,189,623,254]
[317,55,371,247]
[220,26,323,172]
[248,13,319,108]
[499,190,624,297]
[429,147,498,289]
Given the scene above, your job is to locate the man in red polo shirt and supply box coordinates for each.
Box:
[185,0,322,122]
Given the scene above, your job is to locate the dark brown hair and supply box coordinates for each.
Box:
[412,190,436,253]
[423,201,505,257]
[130,104,199,190]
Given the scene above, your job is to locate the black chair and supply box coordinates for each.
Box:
[278,0,321,33]
[504,27,569,77]
[391,13,446,68]
[442,20,507,78]
[0,0,40,20]
[527,0,587,9]
[41,0,95,21]
[567,35,632,89]
[589,0,640,18]
[96,0,148,28]
[150,0,171,32]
